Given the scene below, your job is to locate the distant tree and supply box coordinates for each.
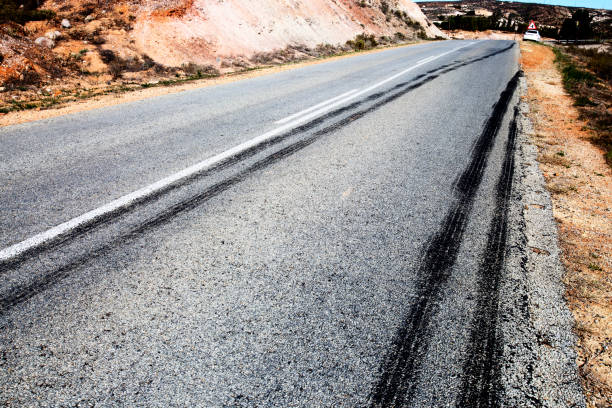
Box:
[445,15,493,31]
[573,9,593,40]
[491,9,503,25]
[559,10,593,40]
[559,18,577,40]
[0,0,54,24]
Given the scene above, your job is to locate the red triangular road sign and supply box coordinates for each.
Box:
[527,20,537,30]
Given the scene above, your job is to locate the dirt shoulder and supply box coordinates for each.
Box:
[520,41,611,408]
[0,42,423,127]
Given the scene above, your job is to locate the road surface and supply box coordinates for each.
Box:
[0,40,584,407]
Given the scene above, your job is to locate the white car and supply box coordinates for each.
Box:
[523,30,541,42]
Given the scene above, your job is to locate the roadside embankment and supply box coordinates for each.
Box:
[0,41,428,127]
[0,0,444,122]
[520,40,611,408]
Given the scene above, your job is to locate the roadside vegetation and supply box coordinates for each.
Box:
[552,46,612,165]
[0,0,54,25]
[520,40,612,408]
[0,32,438,116]
[0,0,444,117]
[436,8,602,41]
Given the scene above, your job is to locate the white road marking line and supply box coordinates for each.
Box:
[0,42,477,264]
[275,89,360,124]
[417,55,436,64]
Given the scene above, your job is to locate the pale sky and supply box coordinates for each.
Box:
[412,0,612,11]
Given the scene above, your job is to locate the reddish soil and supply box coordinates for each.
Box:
[521,41,612,408]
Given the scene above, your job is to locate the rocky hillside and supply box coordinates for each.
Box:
[419,0,611,37]
[132,0,443,66]
[0,0,442,91]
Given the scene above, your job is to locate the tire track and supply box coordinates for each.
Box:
[369,71,522,407]
[457,106,519,407]
[0,44,517,315]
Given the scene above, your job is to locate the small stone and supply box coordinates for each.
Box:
[61,19,71,28]
[45,30,62,40]
[35,37,55,48]
[85,15,94,22]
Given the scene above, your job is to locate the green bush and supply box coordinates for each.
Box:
[553,46,612,166]
[346,33,378,51]
[561,64,597,90]
[380,1,389,14]
[573,96,595,106]
[566,46,612,82]
[0,1,55,25]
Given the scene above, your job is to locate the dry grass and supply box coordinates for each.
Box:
[547,181,576,195]
[539,152,572,167]
[0,41,424,127]
[553,46,612,166]
[521,41,612,408]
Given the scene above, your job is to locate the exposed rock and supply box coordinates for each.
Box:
[3,0,444,90]
[45,31,62,40]
[131,0,444,67]
[34,37,55,48]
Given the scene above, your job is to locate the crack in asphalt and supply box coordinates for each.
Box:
[369,71,522,408]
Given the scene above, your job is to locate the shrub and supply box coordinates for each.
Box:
[108,60,123,79]
[68,28,88,40]
[346,33,378,51]
[566,46,612,82]
[99,49,117,64]
[78,3,96,17]
[380,1,389,14]
[404,17,421,29]
[561,64,597,90]
[181,62,219,78]
[573,96,596,106]
[106,54,161,79]
[0,1,55,25]
[553,46,612,166]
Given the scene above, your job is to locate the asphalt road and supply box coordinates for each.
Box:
[0,40,584,406]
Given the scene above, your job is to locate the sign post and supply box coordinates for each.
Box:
[514,24,518,41]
